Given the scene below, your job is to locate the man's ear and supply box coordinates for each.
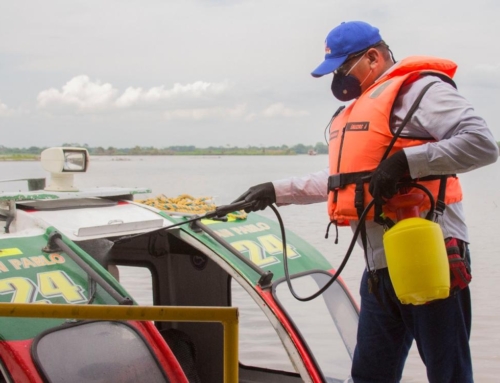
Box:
[366,48,380,66]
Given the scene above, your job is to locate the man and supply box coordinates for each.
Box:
[233,21,499,382]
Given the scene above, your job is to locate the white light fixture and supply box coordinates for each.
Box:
[41,147,89,191]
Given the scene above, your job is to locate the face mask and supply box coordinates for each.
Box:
[331,55,372,102]
[331,74,362,102]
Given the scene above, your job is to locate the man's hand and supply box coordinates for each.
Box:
[232,182,276,212]
[369,150,409,204]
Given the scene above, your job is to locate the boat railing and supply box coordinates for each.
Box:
[43,231,134,305]
[0,302,239,383]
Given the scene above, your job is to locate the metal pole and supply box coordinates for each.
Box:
[0,303,239,383]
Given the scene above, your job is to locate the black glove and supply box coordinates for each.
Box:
[232,182,276,212]
[369,150,409,204]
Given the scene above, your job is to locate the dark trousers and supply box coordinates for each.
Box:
[351,268,472,383]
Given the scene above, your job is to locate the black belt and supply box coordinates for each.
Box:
[327,172,453,192]
[327,171,372,192]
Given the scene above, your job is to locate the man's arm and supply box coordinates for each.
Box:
[400,78,499,178]
[273,168,329,205]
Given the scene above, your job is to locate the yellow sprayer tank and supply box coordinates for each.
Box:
[383,217,450,305]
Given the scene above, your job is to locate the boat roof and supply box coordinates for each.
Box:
[0,186,151,201]
[0,185,333,290]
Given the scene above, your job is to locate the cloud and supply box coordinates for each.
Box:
[37,75,118,112]
[260,102,309,118]
[115,80,232,108]
[164,103,247,120]
[0,101,10,116]
[162,101,310,122]
[245,103,310,121]
[37,76,233,113]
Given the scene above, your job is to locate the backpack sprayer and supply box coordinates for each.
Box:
[383,186,450,304]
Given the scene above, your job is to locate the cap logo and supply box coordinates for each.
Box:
[324,42,331,55]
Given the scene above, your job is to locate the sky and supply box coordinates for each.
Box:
[1,0,499,148]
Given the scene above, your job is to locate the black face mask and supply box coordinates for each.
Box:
[331,73,362,102]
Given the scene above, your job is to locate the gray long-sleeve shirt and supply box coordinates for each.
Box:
[273,74,499,270]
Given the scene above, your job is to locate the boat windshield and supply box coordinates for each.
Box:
[31,321,169,383]
[273,271,358,382]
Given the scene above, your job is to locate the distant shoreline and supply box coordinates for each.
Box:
[0,141,497,160]
[0,143,329,157]
[0,155,40,161]
[0,153,327,162]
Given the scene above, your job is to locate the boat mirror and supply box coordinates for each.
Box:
[41,147,89,192]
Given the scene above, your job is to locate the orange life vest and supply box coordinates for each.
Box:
[327,56,463,223]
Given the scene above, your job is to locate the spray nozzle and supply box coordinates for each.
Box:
[204,200,255,219]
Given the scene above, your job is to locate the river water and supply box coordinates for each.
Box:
[2,155,499,382]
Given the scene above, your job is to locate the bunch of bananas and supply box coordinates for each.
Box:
[137,194,216,215]
[137,194,248,220]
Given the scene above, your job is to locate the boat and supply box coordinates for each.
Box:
[0,147,359,383]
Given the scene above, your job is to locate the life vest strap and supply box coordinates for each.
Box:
[328,171,372,192]
[329,172,455,192]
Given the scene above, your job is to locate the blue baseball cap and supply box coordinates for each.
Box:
[311,21,382,78]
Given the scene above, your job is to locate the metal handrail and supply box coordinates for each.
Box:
[0,303,239,383]
[43,231,133,305]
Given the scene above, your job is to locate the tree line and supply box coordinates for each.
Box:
[2,141,499,157]
[0,142,329,156]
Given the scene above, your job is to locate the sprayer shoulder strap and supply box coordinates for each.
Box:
[373,80,441,224]
[381,81,439,160]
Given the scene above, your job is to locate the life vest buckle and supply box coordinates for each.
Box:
[328,174,343,191]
